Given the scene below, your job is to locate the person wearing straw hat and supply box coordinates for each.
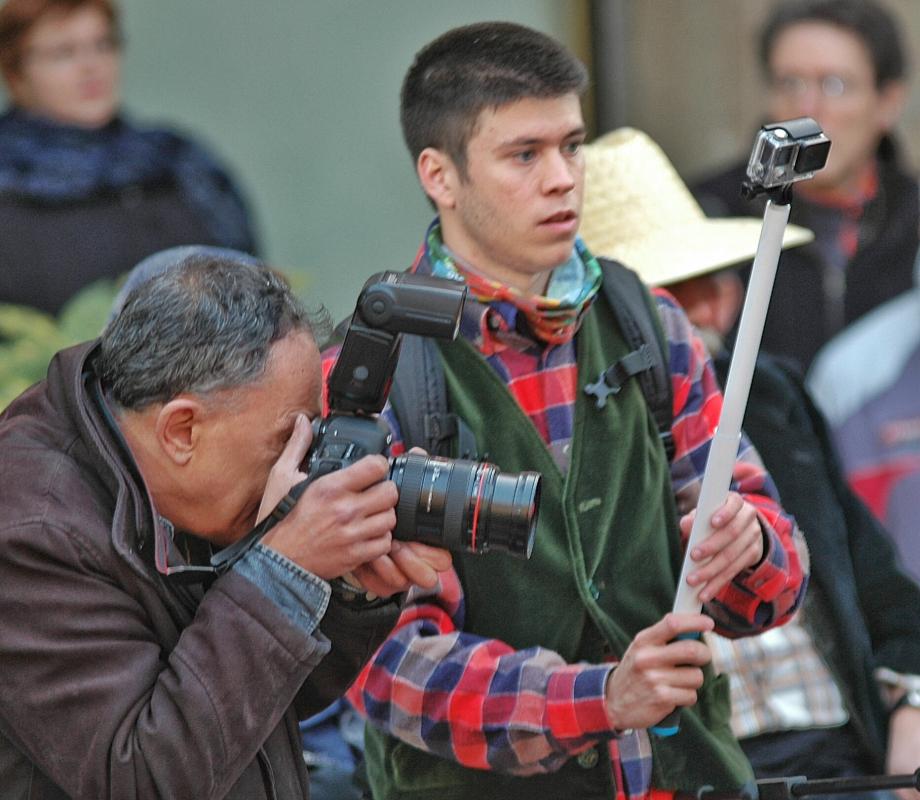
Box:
[335,22,809,800]
[693,0,914,374]
[582,127,920,799]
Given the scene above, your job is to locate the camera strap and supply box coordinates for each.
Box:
[208,515,277,575]
[208,473,317,576]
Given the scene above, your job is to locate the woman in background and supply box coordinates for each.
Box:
[0,0,258,315]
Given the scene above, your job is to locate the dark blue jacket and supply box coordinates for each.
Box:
[697,139,918,372]
[715,351,920,768]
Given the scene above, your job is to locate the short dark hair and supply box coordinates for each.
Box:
[99,254,325,410]
[400,21,589,177]
[759,0,908,88]
[0,0,120,84]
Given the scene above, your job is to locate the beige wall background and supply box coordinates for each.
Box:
[614,0,920,184]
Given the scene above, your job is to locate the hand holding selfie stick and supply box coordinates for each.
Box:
[650,118,830,737]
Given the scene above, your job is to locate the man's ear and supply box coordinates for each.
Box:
[153,398,203,466]
[417,147,460,210]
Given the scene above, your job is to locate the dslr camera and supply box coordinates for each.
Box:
[288,271,541,559]
[742,116,831,198]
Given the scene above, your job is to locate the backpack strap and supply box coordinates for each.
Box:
[585,259,675,460]
[390,334,478,458]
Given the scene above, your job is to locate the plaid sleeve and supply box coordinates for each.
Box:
[346,568,616,774]
[652,289,809,637]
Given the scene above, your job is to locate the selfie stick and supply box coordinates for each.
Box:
[649,193,793,737]
[695,768,920,800]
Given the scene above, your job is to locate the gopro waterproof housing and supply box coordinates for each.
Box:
[742,117,831,199]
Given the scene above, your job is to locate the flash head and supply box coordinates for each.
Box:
[327,271,467,415]
[357,271,465,339]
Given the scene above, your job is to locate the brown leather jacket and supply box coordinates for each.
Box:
[0,343,398,799]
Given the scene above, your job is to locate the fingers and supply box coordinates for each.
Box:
[351,546,431,597]
[690,531,763,601]
[257,415,312,524]
[388,541,440,589]
[684,493,764,602]
[305,461,398,519]
[604,613,714,730]
[396,541,453,573]
[350,478,400,518]
[349,541,453,597]
[708,491,745,529]
[345,530,394,569]
[311,453,391,492]
[352,558,405,597]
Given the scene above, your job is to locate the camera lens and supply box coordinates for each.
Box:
[389,452,540,558]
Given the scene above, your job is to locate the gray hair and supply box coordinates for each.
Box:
[99,253,328,410]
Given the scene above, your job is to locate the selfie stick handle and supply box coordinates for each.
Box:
[650,197,791,738]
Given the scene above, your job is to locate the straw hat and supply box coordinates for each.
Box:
[579,128,813,286]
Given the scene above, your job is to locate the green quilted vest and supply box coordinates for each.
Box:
[365,294,753,799]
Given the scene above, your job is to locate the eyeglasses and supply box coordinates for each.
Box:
[770,74,862,100]
[772,75,861,100]
[25,34,122,68]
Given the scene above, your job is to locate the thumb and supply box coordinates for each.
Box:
[278,414,313,471]
[679,507,696,535]
[256,415,312,525]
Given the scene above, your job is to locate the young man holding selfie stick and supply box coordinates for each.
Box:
[334,22,809,800]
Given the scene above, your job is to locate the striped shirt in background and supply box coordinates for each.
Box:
[707,612,847,740]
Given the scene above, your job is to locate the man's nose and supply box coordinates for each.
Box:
[792,86,824,118]
[542,150,577,194]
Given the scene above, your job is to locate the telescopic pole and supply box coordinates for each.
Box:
[671,192,791,616]
[651,187,792,737]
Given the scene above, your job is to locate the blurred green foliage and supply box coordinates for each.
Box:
[0,265,315,413]
[0,279,118,412]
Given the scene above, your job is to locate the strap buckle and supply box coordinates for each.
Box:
[584,344,654,409]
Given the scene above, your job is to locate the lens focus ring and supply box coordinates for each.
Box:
[392,453,428,540]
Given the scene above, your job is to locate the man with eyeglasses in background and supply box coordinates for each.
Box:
[694,0,914,374]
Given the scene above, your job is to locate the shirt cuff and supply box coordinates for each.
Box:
[544,663,617,742]
[731,516,788,598]
[875,667,920,708]
[232,542,331,635]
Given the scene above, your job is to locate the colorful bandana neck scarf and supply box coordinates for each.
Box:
[424,221,602,345]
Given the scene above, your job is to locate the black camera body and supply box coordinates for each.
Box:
[742,117,831,199]
[295,271,541,559]
[305,271,464,480]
